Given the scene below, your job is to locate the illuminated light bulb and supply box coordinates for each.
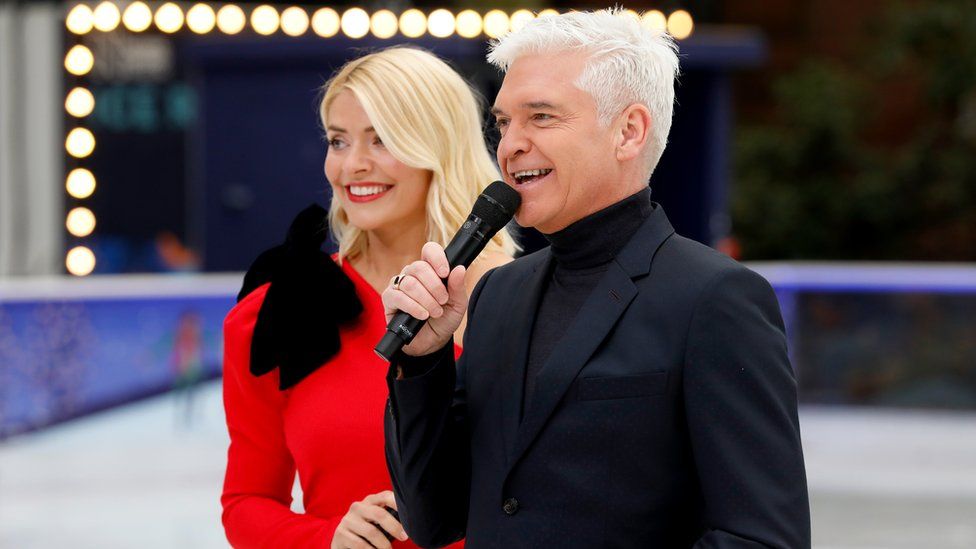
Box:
[398,9,426,38]
[66,207,97,238]
[122,1,153,32]
[216,4,246,34]
[66,128,96,158]
[509,9,534,32]
[64,45,94,76]
[66,168,97,199]
[251,5,279,35]
[92,1,121,32]
[66,246,96,276]
[311,7,340,37]
[667,9,694,39]
[427,9,455,38]
[186,3,216,34]
[483,10,509,38]
[281,6,309,36]
[154,2,184,34]
[455,10,483,38]
[369,9,397,39]
[66,4,94,34]
[641,10,667,32]
[537,9,559,18]
[65,87,95,118]
[341,8,369,38]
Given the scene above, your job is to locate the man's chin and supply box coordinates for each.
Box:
[513,209,548,231]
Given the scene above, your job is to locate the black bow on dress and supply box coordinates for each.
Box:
[237,204,363,390]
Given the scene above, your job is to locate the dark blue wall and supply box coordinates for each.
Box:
[184,31,764,270]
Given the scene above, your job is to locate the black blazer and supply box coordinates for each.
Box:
[385,205,810,548]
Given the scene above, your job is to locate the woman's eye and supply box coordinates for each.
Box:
[373,137,384,147]
[328,138,346,150]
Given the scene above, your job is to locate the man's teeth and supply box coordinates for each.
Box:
[513,169,553,182]
[349,185,390,196]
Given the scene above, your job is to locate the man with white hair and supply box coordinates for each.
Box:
[381,9,810,548]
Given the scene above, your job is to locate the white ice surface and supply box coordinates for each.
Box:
[1,382,975,548]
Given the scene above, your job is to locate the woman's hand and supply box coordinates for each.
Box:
[331,491,407,549]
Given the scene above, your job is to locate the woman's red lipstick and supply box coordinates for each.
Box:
[345,183,393,203]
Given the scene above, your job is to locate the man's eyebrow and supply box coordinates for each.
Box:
[490,101,562,117]
[523,101,560,110]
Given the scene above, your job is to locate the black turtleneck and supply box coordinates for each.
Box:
[522,186,653,418]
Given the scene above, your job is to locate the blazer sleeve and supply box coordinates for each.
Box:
[383,269,494,548]
[221,284,342,548]
[684,267,811,549]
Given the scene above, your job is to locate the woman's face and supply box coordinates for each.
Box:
[324,89,432,234]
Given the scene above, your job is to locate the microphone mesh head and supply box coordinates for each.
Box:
[471,181,521,229]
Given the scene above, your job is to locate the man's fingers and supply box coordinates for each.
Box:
[397,273,445,318]
[421,242,450,278]
[383,289,432,321]
[447,266,467,308]
[402,260,449,305]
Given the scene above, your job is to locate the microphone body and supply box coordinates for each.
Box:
[374,182,519,362]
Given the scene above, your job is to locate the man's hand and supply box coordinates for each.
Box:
[381,242,468,356]
[331,491,407,549]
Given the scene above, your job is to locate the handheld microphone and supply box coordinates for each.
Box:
[374,180,520,362]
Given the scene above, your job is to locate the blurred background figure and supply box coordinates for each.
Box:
[0,1,973,548]
[171,310,204,428]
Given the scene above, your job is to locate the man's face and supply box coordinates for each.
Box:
[492,52,619,234]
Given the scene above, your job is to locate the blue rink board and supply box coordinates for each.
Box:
[0,294,234,439]
[1,263,974,438]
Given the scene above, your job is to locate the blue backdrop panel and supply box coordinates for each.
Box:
[184,32,765,270]
[184,36,492,271]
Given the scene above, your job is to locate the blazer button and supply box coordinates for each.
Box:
[502,497,519,515]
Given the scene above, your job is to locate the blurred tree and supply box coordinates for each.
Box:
[732,0,976,260]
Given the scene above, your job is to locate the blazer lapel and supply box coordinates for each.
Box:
[496,250,552,461]
[507,204,676,469]
[508,260,636,466]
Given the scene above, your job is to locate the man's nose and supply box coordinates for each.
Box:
[497,124,530,164]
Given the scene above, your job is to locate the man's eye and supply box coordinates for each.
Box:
[533,113,553,121]
[494,118,510,129]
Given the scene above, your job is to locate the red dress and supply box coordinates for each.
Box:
[221,259,463,548]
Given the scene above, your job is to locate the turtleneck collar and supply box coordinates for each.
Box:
[545,186,653,271]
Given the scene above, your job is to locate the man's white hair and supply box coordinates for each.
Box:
[488,8,680,178]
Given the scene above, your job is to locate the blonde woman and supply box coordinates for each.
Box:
[221,47,514,549]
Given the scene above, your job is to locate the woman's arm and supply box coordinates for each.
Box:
[221,285,340,548]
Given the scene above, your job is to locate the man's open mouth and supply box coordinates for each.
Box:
[512,169,553,185]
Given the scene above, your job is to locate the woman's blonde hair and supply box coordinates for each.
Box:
[320,46,517,262]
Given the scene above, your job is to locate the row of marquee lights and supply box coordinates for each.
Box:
[62,3,694,276]
[65,3,695,40]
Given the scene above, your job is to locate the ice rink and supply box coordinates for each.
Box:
[2,381,975,548]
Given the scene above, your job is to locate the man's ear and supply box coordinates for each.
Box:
[615,104,652,163]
